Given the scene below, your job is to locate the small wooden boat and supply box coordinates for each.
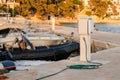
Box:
[0,42,79,61]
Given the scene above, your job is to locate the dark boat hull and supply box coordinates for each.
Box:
[0,42,79,61]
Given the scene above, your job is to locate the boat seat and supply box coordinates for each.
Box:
[18,40,35,50]
[18,40,27,51]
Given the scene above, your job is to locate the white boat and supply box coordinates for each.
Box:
[0,28,65,47]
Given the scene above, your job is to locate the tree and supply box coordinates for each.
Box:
[89,0,108,18]
[72,0,84,11]
[14,5,21,15]
[58,0,75,18]
[108,1,118,15]
[13,0,83,19]
[86,11,92,16]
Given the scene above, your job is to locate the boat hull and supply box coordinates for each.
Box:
[0,42,79,61]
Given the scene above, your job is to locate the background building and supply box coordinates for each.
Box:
[0,0,7,4]
[111,0,120,4]
[0,0,19,9]
[84,0,89,6]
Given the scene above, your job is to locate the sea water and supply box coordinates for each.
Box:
[95,23,120,33]
[62,23,120,34]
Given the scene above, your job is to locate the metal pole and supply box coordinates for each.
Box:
[51,17,55,32]
[13,0,15,18]
[7,1,9,20]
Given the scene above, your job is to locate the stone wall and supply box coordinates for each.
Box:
[91,40,116,53]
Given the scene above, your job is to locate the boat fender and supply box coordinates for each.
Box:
[0,63,4,69]
[0,63,9,73]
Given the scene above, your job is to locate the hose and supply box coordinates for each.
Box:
[36,63,100,80]
[68,37,102,69]
[36,67,68,80]
[83,37,102,66]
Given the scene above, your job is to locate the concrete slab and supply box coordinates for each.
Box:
[6,26,120,80]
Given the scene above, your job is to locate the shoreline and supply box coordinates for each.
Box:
[57,19,120,24]
[17,17,120,25]
[94,19,120,24]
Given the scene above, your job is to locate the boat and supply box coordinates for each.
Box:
[0,42,79,61]
[0,29,79,61]
[0,28,65,47]
[0,60,16,72]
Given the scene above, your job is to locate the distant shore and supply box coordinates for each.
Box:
[0,17,120,30]
[94,19,120,24]
[56,18,120,24]
[2,16,120,24]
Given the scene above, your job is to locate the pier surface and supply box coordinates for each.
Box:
[6,26,120,80]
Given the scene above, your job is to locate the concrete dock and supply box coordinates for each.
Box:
[6,26,120,80]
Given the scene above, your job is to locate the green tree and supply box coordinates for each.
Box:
[108,1,118,15]
[45,4,56,15]
[0,5,4,10]
[89,0,108,18]
[14,5,21,15]
[14,0,83,19]
[72,0,84,11]
[86,11,92,16]
[19,0,30,16]
[58,0,75,18]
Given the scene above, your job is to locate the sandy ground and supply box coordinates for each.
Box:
[2,24,119,80]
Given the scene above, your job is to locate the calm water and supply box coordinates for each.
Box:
[62,23,120,34]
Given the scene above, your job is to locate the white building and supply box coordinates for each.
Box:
[0,0,16,4]
[111,0,120,15]
[84,0,89,6]
[111,0,120,4]
[0,0,19,9]
[115,4,120,16]
[82,0,120,5]
[0,0,7,4]
[107,5,113,14]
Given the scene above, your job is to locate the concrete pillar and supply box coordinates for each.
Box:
[78,17,94,62]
